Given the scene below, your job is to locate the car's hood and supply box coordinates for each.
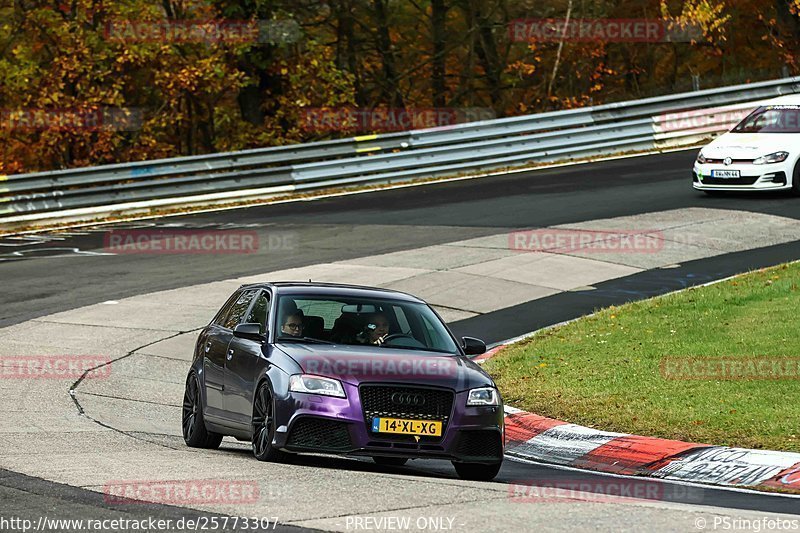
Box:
[275,343,494,392]
[703,133,795,159]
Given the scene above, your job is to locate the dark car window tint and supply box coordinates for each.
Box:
[223,289,259,329]
[733,106,800,133]
[246,291,270,334]
[212,290,241,326]
[277,294,458,353]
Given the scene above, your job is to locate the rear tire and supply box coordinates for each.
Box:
[373,457,408,467]
[452,461,502,481]
[182,373,223,449]
[252,382,286,462]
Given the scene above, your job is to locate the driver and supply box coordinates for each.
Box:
[280,310,304,337]
[358,312,390,345]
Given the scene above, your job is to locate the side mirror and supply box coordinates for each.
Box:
[462,336,486,356]
[233,323,266,342]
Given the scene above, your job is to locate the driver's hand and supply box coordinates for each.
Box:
[374,334,388,346]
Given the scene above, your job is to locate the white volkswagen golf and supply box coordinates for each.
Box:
[693,95,800,195]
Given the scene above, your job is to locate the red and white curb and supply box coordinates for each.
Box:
[481,344,800,493]
[501,405,800,493]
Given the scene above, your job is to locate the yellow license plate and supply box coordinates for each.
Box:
[372,417,443,436]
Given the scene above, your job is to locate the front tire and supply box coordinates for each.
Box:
[182,373,223,449]
[252,382,286,462]
[791,161,800,196]
[452,461,502,481]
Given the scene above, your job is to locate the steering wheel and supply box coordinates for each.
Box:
[378,333,426,348]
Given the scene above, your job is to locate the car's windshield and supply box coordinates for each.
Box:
[731,105,800,133]
[274,294,459,354]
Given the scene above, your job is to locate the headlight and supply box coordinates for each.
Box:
[289,374,346,398]
[753,151,789,165]
[696,152,708,164]
[467,386,500,406]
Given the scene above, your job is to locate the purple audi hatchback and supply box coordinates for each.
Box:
[182,282,504,481]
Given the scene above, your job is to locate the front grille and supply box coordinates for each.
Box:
[360,385,454,443]
[455,430,503,459]
[703,158,754,164]
[286,417,352,451]
[699,176,759,186]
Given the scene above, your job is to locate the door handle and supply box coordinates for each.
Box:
[204,341,212,353]
[227,348,234,361]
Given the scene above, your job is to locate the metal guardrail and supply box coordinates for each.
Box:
[3,76,800,222]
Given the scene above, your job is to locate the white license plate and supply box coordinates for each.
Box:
[710,169,740,178]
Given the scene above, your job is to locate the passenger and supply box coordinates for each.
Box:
[280,311,304,337]
[358,313,391,345]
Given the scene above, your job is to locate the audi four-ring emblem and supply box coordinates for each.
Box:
[391,392,426,406]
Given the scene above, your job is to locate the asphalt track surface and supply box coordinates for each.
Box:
[3,148,800,529]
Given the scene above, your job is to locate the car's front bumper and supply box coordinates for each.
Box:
[693,161,793,191]
[272,385,504,464]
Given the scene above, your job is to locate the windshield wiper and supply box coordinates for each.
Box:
[276,336,336,345]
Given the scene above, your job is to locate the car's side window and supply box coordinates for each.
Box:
[212,290,241,326]
[223,289,259,330]
[246,291,271,334]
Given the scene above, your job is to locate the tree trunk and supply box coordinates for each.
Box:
[462,0,502,109]
[431,0,448,107]
[334,0,364,104]
[372,0,404,108]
